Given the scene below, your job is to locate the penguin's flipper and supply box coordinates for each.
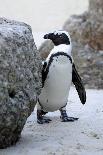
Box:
[72,63,86,104]
[42,61,48,87]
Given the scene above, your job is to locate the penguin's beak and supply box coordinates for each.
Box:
[44,33,53,39]
[44,34,49,39]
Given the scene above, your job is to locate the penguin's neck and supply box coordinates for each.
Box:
[51,44,72,56]
[46,44,72,63]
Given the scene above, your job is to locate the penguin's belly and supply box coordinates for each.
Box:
[39,56,72,112]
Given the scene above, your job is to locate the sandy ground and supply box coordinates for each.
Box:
[1,87,103,155]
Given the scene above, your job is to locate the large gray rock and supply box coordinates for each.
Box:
[0,18,42,148]
[71,43,103,89]
[63,12,103,50]
[64,0,103,50]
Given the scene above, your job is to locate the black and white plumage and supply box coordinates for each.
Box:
[37,30,86,124]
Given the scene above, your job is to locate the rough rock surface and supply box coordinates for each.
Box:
[39,0,103,89]
[63,0,103,89]
[0,18,42,148]
[63,12,103,50]
[72,42,103,89]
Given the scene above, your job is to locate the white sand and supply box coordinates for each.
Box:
[1,87,103,155]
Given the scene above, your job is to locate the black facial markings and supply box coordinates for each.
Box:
[42,52,72,87]
[51,33,70,46]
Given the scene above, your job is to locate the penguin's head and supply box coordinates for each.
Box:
[44,30,71,46]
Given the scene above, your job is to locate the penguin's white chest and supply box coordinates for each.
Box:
[39,55,72,112]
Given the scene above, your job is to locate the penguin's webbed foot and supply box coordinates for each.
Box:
[61,116,79,122]
[37,117,52,124]
[37,110,52,124]
[60,109,79,122]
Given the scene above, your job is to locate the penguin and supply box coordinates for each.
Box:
[37,30,86,124]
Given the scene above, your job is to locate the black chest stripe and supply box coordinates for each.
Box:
[42,52,72,87]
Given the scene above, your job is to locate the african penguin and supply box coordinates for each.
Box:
[37,30,86,124]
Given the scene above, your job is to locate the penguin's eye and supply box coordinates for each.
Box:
[59,35,62,38]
